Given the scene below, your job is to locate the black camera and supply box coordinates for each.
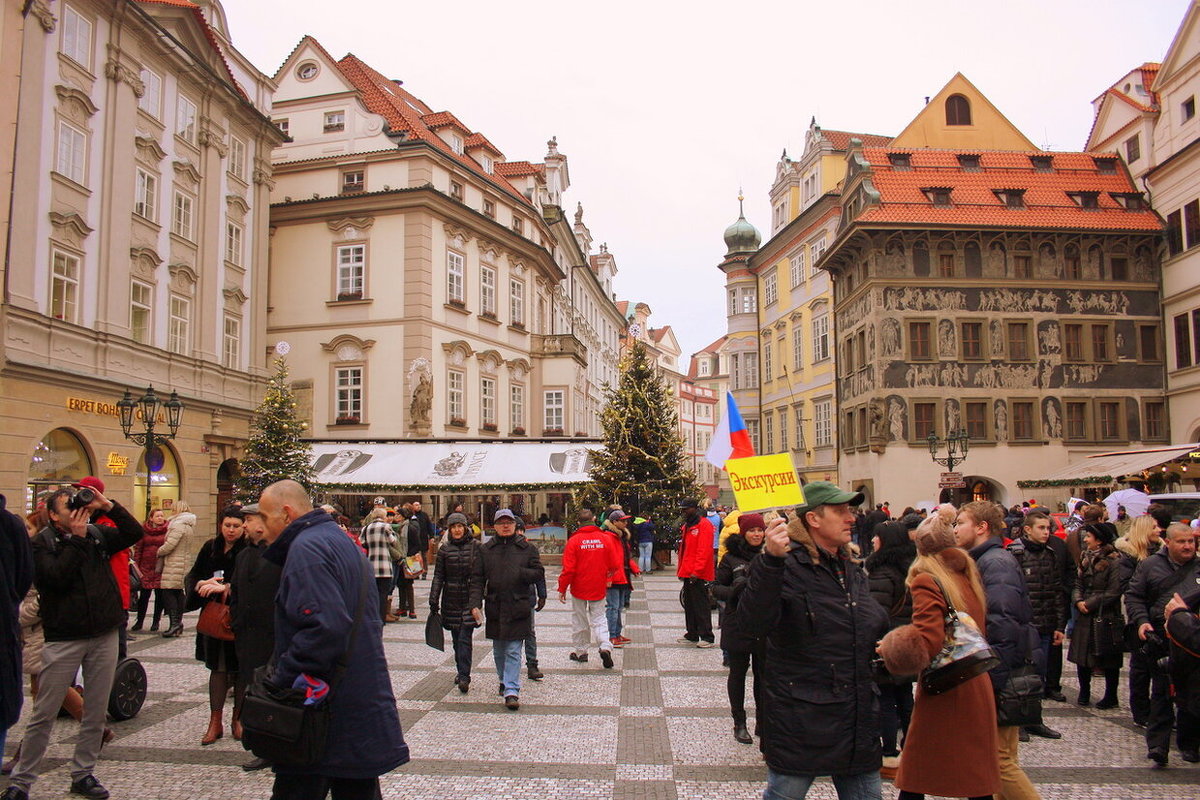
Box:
[67,487,96,510]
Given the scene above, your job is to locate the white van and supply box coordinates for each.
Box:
[1147,493,1200,521]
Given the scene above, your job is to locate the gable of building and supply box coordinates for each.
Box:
[890,73,1038,152]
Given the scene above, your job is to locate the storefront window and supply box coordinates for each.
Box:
[133,444,181,519]
[27,428,94,511]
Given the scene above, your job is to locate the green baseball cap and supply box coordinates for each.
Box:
[794,481,864,516]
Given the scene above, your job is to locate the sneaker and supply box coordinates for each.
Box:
[676,636,698,644]
[504,695,520,710]
[69,775,110,799]
[600,650,614,669]
[568,652,589,663]
[610,637,625,649]
[696,640,716,648]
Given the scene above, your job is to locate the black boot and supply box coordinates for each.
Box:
[1077,668,1091,706]
[733,714,752,744]
[1095,669,1119,709]
[527,661,544,681]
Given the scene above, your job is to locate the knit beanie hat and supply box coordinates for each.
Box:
[738,513,766,535]
[446,512,470,529]
[915,504,957,557]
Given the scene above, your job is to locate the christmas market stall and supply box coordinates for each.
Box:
[1016,443,1199,506]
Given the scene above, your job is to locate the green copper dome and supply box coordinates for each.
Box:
[723,195,761,255]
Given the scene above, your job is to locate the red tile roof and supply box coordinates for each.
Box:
[820,129,893,151]
[854,148,1161,232]
[464,133,504,157]
[495,161,543,178]
[1140,62,1161,106]
[136,0,246,99]
[421,112,471,134]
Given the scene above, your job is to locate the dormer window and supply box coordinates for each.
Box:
[922,187,953,208]
[957,154,981,171]
[1111,192,1147,210]
[450,180,463,201]
[450,133,464,155]
[1093,157,1118,175]
[994,189,1026,209]
[1069,191,1100,210]
[1030,156,1054,173]
[479,154,493,174]
[324,111,345,133]
[511,216,523,235]
[887,153,911,170]
[482,197,496,219]
[341,169,364,193]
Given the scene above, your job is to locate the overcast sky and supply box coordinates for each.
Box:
[223,0,1187,362]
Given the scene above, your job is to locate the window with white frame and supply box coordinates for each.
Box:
[335,366,363,420]
[763,341,773,380]
[480,265,496,316]
[51,250,80,322]
[138,68,162,118]
[61,5,92,68]
[223,315,240,369]
[225,222,243,265]
[698,359,711,376]
[447,251,465,303]
[228,137,246,179]
[481,377,496,426]
[747,419,760,453]
[56,121,86,184]
[134,169,158,221]
[544,390,564,431]
[176,96,197,144]
[130,280,152,344]
[814,399,832,446]
[449,133,464,154]
[811,237,827,274]
[740,287,756,314]
[168,295,190,354]
[794,406,806,450]
[324,111,345,133]
[812,314,830,361]
[764,270,778,306]
[336,245,365,298]
[790,250,806,286]
[479,154,493,173]
[447,370,464,421]
[778,408,788,452]
[511,385,525,431]
[172,191,194,240]
[274,119,289,137]
[509,279,525,326]
[792,325,804,370]
[728,289,737,316]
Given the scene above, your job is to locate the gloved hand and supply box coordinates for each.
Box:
[292,673,329,706]
[535,596,546,612]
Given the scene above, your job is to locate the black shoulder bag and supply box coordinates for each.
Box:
[240,564,370,767]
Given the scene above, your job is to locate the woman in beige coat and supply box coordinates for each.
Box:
[156,502,196,637]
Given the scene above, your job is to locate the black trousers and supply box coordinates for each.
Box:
[680,578,713,642]
[1146,657,1200,753]
[270,774,381,800]
[727,645,764,728]
[1129,648,1152,725]
[375,577,392,620]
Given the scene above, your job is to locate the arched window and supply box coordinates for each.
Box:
[28,428,93,510]
[134,442,181,520]
[946,94,972,126]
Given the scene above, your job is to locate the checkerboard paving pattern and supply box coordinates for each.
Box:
[3,569,1194,799]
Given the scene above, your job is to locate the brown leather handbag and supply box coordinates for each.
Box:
[197,598,234,641]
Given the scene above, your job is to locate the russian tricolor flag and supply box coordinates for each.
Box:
[705,391,756,470]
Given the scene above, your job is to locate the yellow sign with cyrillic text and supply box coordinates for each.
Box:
[726,453,805,512]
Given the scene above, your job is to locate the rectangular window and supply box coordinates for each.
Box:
[764,271,778,306]
[130,280,152,344]
[1186,200,1200,249]
[1013,254,1031,279]
[480,265,496,316]
[960,321,983,360]
[763,412,774,454]
[1066,401,1088,440]
[1125,134,1141,163]
[938,253,955,277]
[812,315,829,361]
[794,406,805,450]
[448,370,465,422]
[747,419,760,454]
[843,411,856,448]
[335,366,363,420]
[482,198,496,218]
[790,251,806,286]
[792,326,804,371]
[172,192,194,240]
[740,287,756,314]
[223,315,240,369]
[913,402,936,440]
[1007,321,1030,361]
[1139,324,1160,361]
[447,251,464,303]
[176,96,197,144]
[50,250,80,322]
[1175,313,1192,369]
[1168,210,1184,256]
[1111,257,1128,280]
[1098,401,1121,440]
[909,321,932,360]
[510,385,525,432]
[1145,400,1166,440]
[728,289,737,316]
[778,408,789,452]
[1193,311,1200,370]
[1065,255,1082,280]
[1184,96,1196,122]
[743,352,759,386]
[61,5,92,68]
[1091,324,1111,362]
[450,180,463,201]
[274,119,289,137]
[965,401,988,441]
[56,121,86,184]
[449,133,464,155]
[336,245,364,299]
[811,237,827,268]
[225,222,243,265]
[509,279,525,326]
[511,216,523,235]
[168,295,190,354]
[814,400,831,446]
[229,137,246,180]
[481,377,496,426]
[138,68,162,118]
[323,111,345,133]
[1064,323,1084,362]
[544,390,564,431]
[1011,402,1035,440]
[763,341,773,381]
[134,169,157,221]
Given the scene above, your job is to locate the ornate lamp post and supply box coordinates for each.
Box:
[117,386,183,519]
[928,428,970,473]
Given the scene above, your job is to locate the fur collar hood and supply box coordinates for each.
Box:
[724,532,762,561]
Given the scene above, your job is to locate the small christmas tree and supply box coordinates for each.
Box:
[234,358,314,502]
[576,340,699,527]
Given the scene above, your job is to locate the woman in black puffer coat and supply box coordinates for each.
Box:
[712,513,766,745]
[1068,522,1124,708]
[865,520,917,770]
[430,513,484,693]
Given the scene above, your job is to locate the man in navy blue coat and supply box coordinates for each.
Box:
[259,480,408,800]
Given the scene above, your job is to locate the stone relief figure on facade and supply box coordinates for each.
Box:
[882,318,900,356]
[1043,398,1062,439]
[1135,248,1154,281]
[945,399,961,433]
[886,287,966,312]
[994,400,1008,441]
[990,320,1004,357]
[938,319,956,358]
[888,398,905,442]
[1066,290,1129,315]
[978,288,1059,313]
[1040,359,1055,389]
[1039,322,1060,355]
[410,372,433,426]
[905,363,938,388]
[883,241,905,276]
[986,242,1006,276]
[870,399,887,440]
[867,326,876,360]
[940,362,967,388]
[1064,364,1104,384]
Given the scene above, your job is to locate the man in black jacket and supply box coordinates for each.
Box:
[480,509,544,711]
[3,487,143,800]
[735,482,888,800]
[1007,509,1070,737]
[1126,522,1198,766]
[0,495,33,766]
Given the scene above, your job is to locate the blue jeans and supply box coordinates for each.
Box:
[763,768,881,800]
[451,625,474,682]
[606,585,629,638]
[638,541,653,572]
[492,639,523,696]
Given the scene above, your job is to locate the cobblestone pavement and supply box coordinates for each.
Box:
[3,569,1197,799]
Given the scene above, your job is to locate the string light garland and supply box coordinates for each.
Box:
[234,357,315,502]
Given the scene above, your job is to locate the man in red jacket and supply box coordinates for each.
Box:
[558,509,621,669]
[677,498,716,647]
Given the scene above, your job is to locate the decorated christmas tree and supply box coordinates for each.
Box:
[234,358,314,502]
[576,340,699,526]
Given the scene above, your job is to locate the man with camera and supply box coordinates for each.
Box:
[1126,522,1198,766]
[2,485,144,800]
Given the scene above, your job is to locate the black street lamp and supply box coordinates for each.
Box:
[117,386,184,519]
[928,428,970,473]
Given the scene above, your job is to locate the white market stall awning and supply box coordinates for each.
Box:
[1019,443,1199,488]
[309,441,603,491]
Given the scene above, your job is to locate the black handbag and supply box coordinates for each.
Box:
[1091,615,1124,657]
[995,662,1044,727]
[425,610,445,651]
[240,567,370,768]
